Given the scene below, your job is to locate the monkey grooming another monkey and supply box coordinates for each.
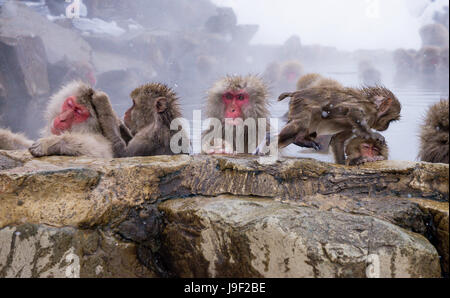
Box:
[0,128,33,150]
[418,99,449,164]
[278,86,401,165]
[345,136,388,166]
[29,81,128,158]
[203,75,270,154]
[94,83,186,157]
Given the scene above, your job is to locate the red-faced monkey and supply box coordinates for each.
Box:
[203,75,270,154]
[29,81,129,158]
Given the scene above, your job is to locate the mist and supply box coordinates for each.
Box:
[213,0,447,50]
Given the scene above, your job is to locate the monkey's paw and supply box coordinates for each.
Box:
[28,141,46,157]
[356,156,386,165]
[294,139,322,151]
[92,91,115,116]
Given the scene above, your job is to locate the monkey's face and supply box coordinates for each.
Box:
[222,90,250,125]
[360,142,381,158]
[366,87,401,131]
[51,96,91,135]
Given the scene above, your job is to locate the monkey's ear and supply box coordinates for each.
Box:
[155,97,168,113]
[378,97,392,115]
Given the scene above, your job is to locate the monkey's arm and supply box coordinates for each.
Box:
[29,133,113,158]
[91,91,128,157]
[0,128,33,150]
[124,125,160,157]
[119,123,133,144]
[347,108,385,144]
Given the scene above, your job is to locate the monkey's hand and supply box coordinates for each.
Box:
[29,139,48,157]
[356,155,386,165]
[91,91,119,132]
[29,136,65,157]
[204,138,234,155]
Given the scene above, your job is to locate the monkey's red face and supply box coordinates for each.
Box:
[222,90,249,125]
[360,143,380,158]
[51,96,90,135]
[286,71,298,82]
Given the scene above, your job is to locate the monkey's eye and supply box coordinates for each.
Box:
[74,108,82,115]
[237,94,245,100]
[225,93,233,100]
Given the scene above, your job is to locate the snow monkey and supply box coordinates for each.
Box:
[278,86,401,164]
[29,81,130,158]
[345,136,389,166]
[296,73,343,91]
[419,99,449,164]
[94,83,187,157]
[203,75,270,154]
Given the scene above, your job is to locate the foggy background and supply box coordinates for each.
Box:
[213,0,448,50]
[0,0,448,162]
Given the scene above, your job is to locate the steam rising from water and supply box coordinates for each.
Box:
[213,0,448,50]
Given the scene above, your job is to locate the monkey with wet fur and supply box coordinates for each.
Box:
[296,73,343,91]
[29,81,130,158]
[418,99,449,164]
[0,128,33,150]
[345,136,388,166]
[278,86,401,164]
[94,83,187,157]
[203,75,270,154]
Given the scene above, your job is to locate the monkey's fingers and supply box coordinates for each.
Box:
[91,91,115,117]
[29,141,46,157]
[293,139,322,151]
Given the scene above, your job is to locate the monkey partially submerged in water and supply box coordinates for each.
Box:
[278,86,401,165]
[419,99,449,164]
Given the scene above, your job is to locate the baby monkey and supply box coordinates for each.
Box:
[345,136,388,166]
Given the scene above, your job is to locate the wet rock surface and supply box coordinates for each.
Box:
[0,150,448,277]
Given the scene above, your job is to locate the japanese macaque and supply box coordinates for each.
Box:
[95,83,187,157]
[345,137,388,166]
[418,99,449,164]
[278,86,401,164]
[280,60,304,86]
[203,75,269,154]
[358,61,382,86]
[393,49,417,84]
[263,60,303,92]
[417,46,441,76]
[419,24,449,48]
[284,73,343,153]
[296,73,342,91]
[28,81,128,158]
[0,128,33,150]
